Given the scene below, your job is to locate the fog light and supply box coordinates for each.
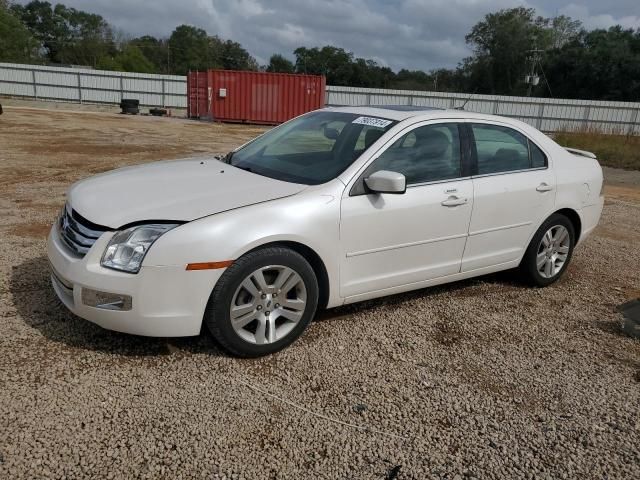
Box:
[82,288,132,311]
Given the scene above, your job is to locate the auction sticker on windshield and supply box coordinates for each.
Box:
[352,116,393,128]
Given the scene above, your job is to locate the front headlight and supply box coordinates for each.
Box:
[101,223,179,273]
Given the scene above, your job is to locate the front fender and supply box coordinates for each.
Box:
[143,181,344,306]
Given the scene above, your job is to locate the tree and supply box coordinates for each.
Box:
[168,25,214,74]
[293,46,355,85]
[130,35,169,73]
[98,44,156,73]
[219,39,258,70]
[0,3,39,62]
[465,7,546,94]
[266,54,294,73]
[12,1,116,66]
[118,45,155,72]
[544,27,640,101]
[56,4,116,66]
[547,15,582,49]
[393,69,432,90]
[11,1,67,62]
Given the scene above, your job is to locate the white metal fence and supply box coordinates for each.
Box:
[326,86,640,134]
[1,62,639,133]
[0,62,186,108]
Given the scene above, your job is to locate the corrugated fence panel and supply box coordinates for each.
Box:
[37,85,77,101]
[0,62,188,108]
[82,88,120,104]
[326,85,640,133]
[412,96,451,109]
[165,80,186,95]
[1,63,638,132]
[35,69,77,87]
[0,66,32,83]
[82,74,119,90]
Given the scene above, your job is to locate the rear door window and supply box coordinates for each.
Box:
[471,124,530,175]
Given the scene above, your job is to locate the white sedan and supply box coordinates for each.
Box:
[48,106,604,356]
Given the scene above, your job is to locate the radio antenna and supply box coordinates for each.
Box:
[454,90,477,110]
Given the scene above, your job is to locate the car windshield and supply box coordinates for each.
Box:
[229,111,397,185]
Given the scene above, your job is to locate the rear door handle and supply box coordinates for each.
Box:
[536,183,553,192]
[441,196,468,207]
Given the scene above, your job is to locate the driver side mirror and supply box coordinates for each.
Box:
[364,170,406,194]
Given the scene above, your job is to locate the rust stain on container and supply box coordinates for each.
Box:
[187,70,326,124]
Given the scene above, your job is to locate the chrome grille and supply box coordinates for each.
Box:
[58,205,109,257]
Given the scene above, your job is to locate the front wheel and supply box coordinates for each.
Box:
[520,214,575,287]
[204,247,319,357]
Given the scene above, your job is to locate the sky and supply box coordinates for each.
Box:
[16,0,640,71]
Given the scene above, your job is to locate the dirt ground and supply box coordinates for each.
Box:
[0,105,639,479]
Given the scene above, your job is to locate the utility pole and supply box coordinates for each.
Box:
[525,47,543,97]
[167,44,171,74]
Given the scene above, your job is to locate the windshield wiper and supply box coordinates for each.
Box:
[222,150,235,165]
[233,165,253,173]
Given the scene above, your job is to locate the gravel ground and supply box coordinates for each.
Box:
[1,106,639,479]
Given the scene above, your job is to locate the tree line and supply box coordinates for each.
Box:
[1,1,639,101]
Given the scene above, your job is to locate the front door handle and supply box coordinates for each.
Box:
[441,196,468,207]
[536,183,553,192]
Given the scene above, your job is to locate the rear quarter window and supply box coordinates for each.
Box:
[529,140,547,168]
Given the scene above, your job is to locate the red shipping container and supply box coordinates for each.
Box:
[187,70,325,124]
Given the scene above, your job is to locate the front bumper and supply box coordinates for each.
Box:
[47,223,224,337]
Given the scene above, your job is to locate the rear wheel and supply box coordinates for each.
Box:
[520,214,575,287]
[204,247,319,357]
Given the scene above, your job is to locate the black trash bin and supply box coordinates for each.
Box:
[120,99,139,115]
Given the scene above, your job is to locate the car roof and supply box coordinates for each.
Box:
[323,105,528,127]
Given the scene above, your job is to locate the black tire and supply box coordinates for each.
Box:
[204,247,319,357]
[150,108,167,116]
[519,213,575,287]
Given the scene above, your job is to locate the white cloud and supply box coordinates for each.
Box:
[13,0,640,71]
[560,4,640,30]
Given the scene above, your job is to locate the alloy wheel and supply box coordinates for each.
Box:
[536,225,571,279]
[229,265,307,345]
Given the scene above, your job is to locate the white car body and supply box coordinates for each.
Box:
[48,106,604,338]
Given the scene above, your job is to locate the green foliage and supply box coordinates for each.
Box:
[294,46,353,83]
[167,25,212,74]
[546,15,582,49]
[2,1,639,102]
[0,3,38,62]
[118,45,156,73]
[98,45,156,73]
[130,35,169,73]
[465,7,547,94]
[292,46,395,88]
[164,26,257,75]
[266,54,294,73]
[12,1,116,66]
[95,54,121,71]
[218,39,258,70]
[545,27,640,101]
[554,130,640,170]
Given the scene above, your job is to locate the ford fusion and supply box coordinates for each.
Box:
[48,106,604,356]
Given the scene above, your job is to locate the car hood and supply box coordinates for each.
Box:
[67,157,307,228]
